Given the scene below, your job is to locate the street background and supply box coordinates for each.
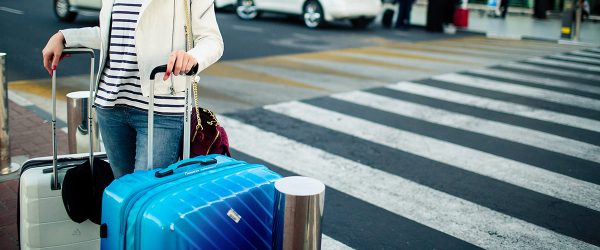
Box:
[1,0,600,249]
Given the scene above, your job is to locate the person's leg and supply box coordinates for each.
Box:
[130,108,183,171]
[426,0,443,32]
[406,0,414,25]
[396,0,407,28]
[95,107,136,178]
[442,0,454,24]
[501,0,509,18]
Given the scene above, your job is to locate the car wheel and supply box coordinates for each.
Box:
[303,0,324,29]
[351,17,374,29]
[54,0,77,22]
[236,0,260,20]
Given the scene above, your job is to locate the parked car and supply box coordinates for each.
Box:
[235,0,382,29]
[53,0,101,22]
[216,0,237,9]
[55,0,235,22]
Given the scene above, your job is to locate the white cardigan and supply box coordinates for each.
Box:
[60,0,224,97]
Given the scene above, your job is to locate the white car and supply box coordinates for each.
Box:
[233,0,382,29]
[216,0,238,9]
[54,0,235,22]
[53,0,101,22]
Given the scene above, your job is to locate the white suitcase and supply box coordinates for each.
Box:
[18,48,101,249]
[18,49,200,249]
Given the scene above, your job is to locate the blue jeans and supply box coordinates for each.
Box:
[96,106,183,178]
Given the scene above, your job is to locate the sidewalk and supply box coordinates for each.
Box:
[409,3,600,44]
[0,99,69,250]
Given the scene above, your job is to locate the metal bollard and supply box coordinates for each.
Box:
[273,176,325,250]
[66,91,99,154]
[0,52,13,175]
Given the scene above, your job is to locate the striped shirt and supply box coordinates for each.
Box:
[94,0,186,115]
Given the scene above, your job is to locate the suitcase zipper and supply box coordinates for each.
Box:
[130,164,260,249]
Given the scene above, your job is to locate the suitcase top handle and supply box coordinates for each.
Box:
[149,64,199,80]
[63,48,95,58]
[155,157,218,178]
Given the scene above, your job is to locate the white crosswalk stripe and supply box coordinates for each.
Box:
[549,54,600,65]
[527,57,600,73]
[501,62,600,80]
[433,73,600,112]
[386,81,600,133]
[332,91,600,164]
[321,235,353,250]
[569,51,600,59]
[587,48,600,53]
[221,116,597,250]
[468,68,600,95]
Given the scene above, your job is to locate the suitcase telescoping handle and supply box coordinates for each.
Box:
[147,64,198,169]
[51,48,95,190]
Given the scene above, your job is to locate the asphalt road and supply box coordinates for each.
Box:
[0,0,468,82]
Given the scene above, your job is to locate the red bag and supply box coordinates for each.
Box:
[188,107,231,157]
[454,7,469,28]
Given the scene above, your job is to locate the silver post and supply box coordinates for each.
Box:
[574,0,582,41]
[273,176,326,250]
[0,53,15,175]
[66,91,99,154]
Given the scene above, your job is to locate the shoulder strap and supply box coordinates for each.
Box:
[183,0,203,133]
[184,0,193,50]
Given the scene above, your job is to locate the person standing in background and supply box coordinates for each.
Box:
[533,0,549,19]
[500,0,510,18]
[396,0,415,30]
[582,0,590,20]
[442,0,460,34]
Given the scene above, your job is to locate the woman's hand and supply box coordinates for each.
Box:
[164,50,198,81]
[42,32,68,76]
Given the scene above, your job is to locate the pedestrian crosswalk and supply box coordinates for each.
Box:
[7,34,600,248]
[219,46,600,248]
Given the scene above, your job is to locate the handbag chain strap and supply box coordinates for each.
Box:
[184,0,219,143]
[183,0,203,137]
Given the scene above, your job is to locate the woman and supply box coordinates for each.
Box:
[42,0,224,178]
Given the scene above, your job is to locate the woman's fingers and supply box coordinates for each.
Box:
[42,32,65,76]
[164,51,197,80]
[184,56,197,74]
[164,52,177,81]
[179,54,190,75]
[51,50,62,72]
[42,51,52,76]
[173,51,185,76]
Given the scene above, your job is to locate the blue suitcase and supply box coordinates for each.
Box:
[100,65,282,249]
[101,155,282,249]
